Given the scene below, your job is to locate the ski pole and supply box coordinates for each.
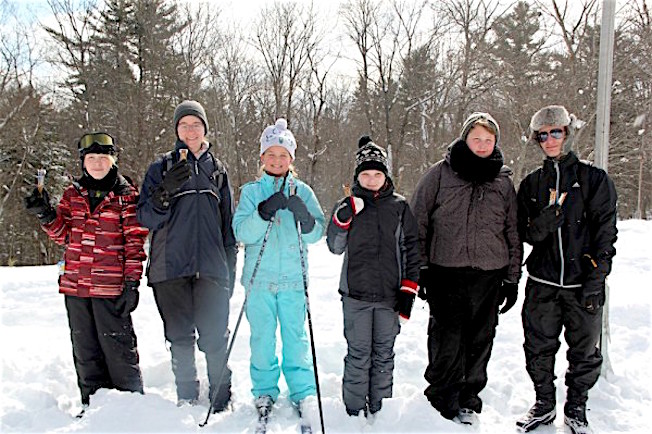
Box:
[200,176,287,428]
[290,181,326,434]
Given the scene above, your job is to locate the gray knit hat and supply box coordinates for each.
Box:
[528,105,577,153]
[460,112,500,147]
[173,100,208,137]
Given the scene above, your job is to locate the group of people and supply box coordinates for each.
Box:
[24,100,617,433]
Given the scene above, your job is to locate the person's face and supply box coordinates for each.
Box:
[261,146,293,176]
[177,115,206,154]
[84,153,113,180]
[358,169,386,191]
[466,125,496,158]
[536,125,566,158]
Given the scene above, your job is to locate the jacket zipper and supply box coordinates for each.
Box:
[194,159,200,279]
[554,161,564,286]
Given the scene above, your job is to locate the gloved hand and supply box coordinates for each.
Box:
[498,280,518,314]
[577,289,605,313]
[396,282,418,324]
[287,195,316,233]
[258,191,288,221]
[153,160,192,209]
[24,188,56,224]
[527,204,564,243]
[162,160,192,195]
[115,281,140,318]
[417,266,429,300]
[333,196,365,227]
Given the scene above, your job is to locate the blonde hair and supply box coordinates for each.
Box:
[470,118,498,136]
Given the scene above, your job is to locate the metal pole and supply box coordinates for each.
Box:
[595,0,616,378]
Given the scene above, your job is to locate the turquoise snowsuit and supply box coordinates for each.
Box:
[233,172,325,403]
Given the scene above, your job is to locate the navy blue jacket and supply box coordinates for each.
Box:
[137,141,237,288]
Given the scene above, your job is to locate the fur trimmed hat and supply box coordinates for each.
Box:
[460,112,500,146]
[173,100,208,137]
[528,105,577,153]
[260,118,297,159]
[355,135,389,178]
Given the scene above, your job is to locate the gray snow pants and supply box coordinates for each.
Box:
[342,296,400,414]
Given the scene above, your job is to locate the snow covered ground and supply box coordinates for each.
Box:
[1,219,651,433]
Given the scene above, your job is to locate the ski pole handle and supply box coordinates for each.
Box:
[37,169,46,194]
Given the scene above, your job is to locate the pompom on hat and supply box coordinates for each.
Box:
[355,135,389,178]
[528,105,577,154]
[260,118,297,159]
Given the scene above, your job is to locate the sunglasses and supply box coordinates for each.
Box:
[535,129,565,143]
[78,132,115,150]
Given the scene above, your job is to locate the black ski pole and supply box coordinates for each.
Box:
[290,181,326,434]
[199,176,288,427]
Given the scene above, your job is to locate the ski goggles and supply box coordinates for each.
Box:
[535,129,565,143]
[78,132,115,151]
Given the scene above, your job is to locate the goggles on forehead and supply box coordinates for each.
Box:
[535,129,565,143]
[78,132,115,150]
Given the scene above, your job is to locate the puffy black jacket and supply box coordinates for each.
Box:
[517,151,617,294]
[326,179,421,303]
[137,140,237,287]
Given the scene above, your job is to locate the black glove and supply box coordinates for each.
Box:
[115,281,140,318]
[258,191,288,221]
[417,266,429,300]
[334,196,364,223]
[24,188,56,224]
[527,204,564,243]
[287,195,316,233]
[498,280,518,314]
[152,160,192,209]
[577,289,605,313]
[396,286,417,324]
[162,160,192,194]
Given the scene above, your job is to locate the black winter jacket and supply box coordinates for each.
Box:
[137,141,237,287]
[326,180,421,303]
[517,151,617,294]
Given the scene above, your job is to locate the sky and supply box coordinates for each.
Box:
[1,219,651,433]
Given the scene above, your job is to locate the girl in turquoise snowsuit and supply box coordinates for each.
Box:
[233,118,325,409]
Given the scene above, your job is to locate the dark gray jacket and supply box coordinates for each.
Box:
[410,142,522,283]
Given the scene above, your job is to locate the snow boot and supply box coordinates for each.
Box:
[209,383,232,413]
[564,404,591,434]
[455,408,477,425]
[255,395,273,417]
[516,400,556,432]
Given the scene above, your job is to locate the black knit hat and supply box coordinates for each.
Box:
[173,100,208,137]
[355,135,389,178]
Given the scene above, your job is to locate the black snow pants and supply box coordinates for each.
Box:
[342,296,400,414]
[153,276,232,406]
[522,278,603,407]
[65,295,143,405]
[423,265,504,418]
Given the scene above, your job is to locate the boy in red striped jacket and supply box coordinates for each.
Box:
[24,132,148,409]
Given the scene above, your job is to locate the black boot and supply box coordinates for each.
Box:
[516,399,556,432]
[564,403,590,434]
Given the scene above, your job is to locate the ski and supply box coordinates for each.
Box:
[254,412,269,434]
[296,406,313,434]
[74,404,89,419]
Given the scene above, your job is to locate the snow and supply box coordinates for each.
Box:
[2,219,651,433]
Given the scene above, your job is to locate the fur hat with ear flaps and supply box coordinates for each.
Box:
[528,105,577,154]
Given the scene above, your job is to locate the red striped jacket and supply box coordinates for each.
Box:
[43,176,148,298]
